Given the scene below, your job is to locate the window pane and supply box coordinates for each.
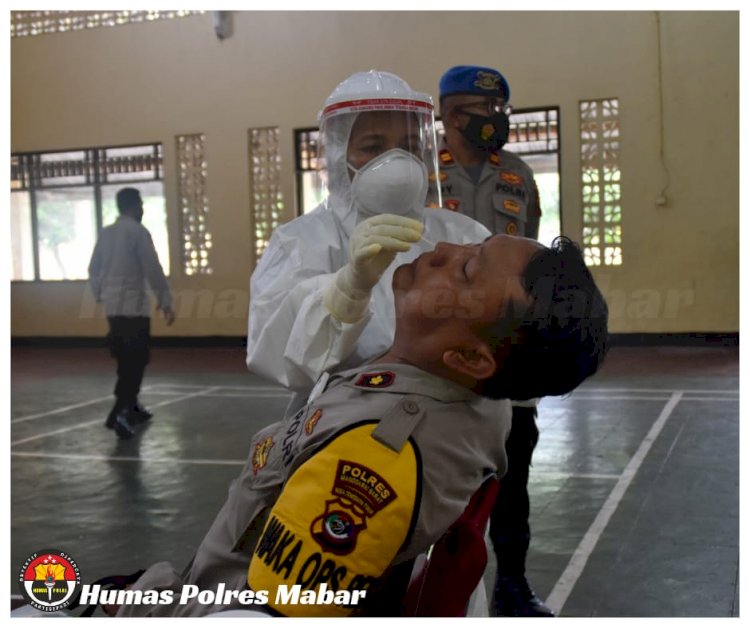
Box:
[518,153,560,248]
[301,171,328,214]
[100,144,162,183]
[101,181,170,275]
[11,192,35,280]
[35,187,96,280]
[38,150,89,187]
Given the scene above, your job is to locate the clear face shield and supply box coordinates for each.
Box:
[319,98,442,223]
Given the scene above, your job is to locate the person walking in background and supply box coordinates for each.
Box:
[88,187,175,440]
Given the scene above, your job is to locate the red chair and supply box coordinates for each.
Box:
[403,476,500,616]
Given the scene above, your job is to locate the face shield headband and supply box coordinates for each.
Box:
[319,98,442,214]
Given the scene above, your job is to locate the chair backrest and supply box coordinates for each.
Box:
[402,475,500,616]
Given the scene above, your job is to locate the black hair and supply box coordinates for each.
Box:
[116,187,142,214]
[478,236,609,401]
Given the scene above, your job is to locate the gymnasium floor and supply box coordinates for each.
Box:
[10,344,740,617]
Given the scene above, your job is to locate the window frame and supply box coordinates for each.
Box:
[292,106,563,239]
[11,141,166,283]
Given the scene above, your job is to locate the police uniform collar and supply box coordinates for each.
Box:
[335,362,479,403]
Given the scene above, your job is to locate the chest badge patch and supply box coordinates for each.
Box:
[355,371,396,388]
[505,221,519,235]
[252,437,274,475]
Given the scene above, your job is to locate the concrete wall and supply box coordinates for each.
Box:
[10,10,739,337]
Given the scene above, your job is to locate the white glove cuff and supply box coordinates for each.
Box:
[322,266,372,324]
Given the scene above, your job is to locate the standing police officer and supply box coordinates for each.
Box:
[427,65,552,617]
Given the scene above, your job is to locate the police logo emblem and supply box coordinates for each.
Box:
[473,71,501,91]
[480,122,496,141]
[252,437,274,475]
[311,500,366,556]
[311,460,398,555]
[18,549,81,612]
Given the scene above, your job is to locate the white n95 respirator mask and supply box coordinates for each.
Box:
[349,149,428,223]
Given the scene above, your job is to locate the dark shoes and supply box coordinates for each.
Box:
[493,575,555,617]
[105,409,137,440]
[131,402,153,423]
[105,401,152,439]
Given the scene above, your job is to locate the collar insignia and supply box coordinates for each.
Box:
[355,371,396,388]
[439,149,455,166]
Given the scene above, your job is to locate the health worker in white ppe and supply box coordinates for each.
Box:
[246,70,491,412]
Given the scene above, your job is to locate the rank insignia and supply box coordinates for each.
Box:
[501,172,523,186]
[355,371,396,388]
[304,409,323,435]
[505,221,518,235]
[444,199,461,211]
[488,153,501,166]
[439,149,455,165]
[503,199,521,214]
[252,437,274,475]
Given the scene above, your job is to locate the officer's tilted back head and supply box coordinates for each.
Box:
[477,236,609,400]
[439,65,512,153]
[388,234,608,401]
[317,70,442,220]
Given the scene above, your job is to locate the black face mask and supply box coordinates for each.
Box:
[459,111,510,152]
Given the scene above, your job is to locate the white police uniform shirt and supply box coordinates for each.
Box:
[427,137,541,240]
[117,362,511,617]
[246,201,490,411]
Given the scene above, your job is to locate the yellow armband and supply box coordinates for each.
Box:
[248,422,419,617]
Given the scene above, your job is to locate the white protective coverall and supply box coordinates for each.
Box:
[246,71,490,412]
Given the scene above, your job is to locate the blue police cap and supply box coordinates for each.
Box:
[439,65,510,102]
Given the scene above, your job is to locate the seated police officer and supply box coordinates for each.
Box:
[117,234,608,618]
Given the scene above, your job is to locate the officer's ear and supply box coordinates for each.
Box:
[442,97,462,129]
[442,340,497,382]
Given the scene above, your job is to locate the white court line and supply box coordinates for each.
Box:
[10,387,220,447]
[531,472,620,480]
[145,390,290,398]
[574,387,737,395]
[11,395,115,424]
[11,451,246,466]
[148,383,287,393]
[545,391,684,615]
[141,390,292,405]
[553,395,737,402]
[11,385,155,424]
[681,396,740,402]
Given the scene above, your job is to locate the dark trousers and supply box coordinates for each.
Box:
[107,316,151,412]
[489,405,540,578]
